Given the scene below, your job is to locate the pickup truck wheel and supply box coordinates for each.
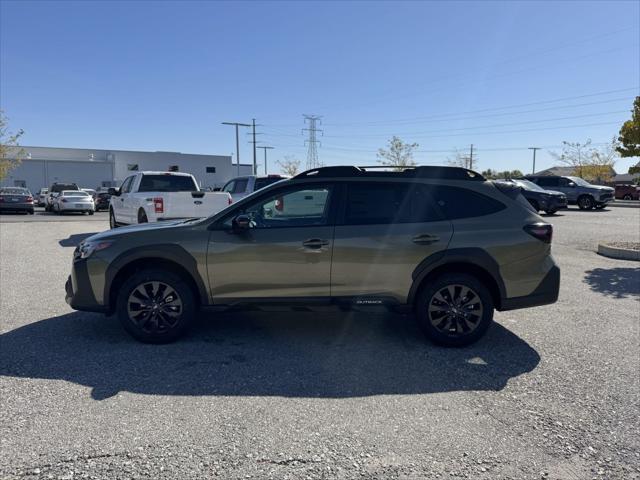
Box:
[416,273,494,347]
[138,209,148,223]
[622,194,632,200]
[109,209,118,229]
[577,195,595,210]
[116,269,196,344]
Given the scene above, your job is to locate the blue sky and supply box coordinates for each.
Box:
[1,0,638,174]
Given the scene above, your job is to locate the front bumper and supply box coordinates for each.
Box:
[65,259,108,313]
[500,266,560,311]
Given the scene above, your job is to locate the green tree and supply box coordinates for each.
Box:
[617,96,640,157]
[0,111,25,180]
[377,136,418,169]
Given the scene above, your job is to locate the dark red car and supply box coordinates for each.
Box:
[615,184,640,200]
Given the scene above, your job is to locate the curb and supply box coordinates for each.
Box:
[597,243,640,261]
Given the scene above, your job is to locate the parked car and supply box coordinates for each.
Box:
[67,165,560,347]
[525,175,614,210]
[220,174,288,202]
[82,188,97,200]
[52,190,95,215]
[95,192,112,211]
[0,187,35,214]
[45,182,80,212]
[497,178,567,214]
[614,184,640,201]
[36,188,49,207]
[108,171,233,228]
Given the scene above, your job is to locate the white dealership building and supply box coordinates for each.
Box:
[1,146,253,193]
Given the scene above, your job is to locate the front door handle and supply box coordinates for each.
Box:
[412,234,440,245]
[302,238,330,249]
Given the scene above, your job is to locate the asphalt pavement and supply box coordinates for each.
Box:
[0,207,638,479]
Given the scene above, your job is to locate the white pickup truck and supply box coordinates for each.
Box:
[108,171,232,228]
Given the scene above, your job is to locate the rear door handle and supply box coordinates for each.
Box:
[412,234,440,245]
[302,238,330,249]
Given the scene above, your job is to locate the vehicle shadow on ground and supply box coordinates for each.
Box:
[583,267,640,299]
[0,311,540,400]
[58,233,99,247]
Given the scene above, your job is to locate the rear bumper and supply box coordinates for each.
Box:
[500,266,560,311]
[65,261,108,314]
[0,203,34,211]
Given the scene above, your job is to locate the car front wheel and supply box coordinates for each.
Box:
[577,195,595,210]
[116,269,196,343]
[109,209,118,229]
[416,273,494,347]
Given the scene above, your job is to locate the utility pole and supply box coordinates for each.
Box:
[469,144,474,170]
[303,114,323,169]
[528,147,541,174]
[257,146,274,175]
[251,119,257,175]
[222,121,251,176]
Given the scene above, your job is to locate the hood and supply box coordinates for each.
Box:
[591,185,614,191]
[85,220,188,243]
[541,190,565,197]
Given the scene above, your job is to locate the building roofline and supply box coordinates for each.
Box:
[18,145,231,158]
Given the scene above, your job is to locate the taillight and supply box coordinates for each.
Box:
[228,195,233,205]
[26,196,33,203]
[524,223,552,244]
[154,197,164,213]
[275,197,284,211]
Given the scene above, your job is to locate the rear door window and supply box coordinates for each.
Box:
[343,182,442,225]
[429,186,505,219]
[254,177,283,190]
[536,177,560,187]
[232,178,248,194]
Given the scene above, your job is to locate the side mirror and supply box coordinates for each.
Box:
[108,187,120,196]
[233,214,252,231]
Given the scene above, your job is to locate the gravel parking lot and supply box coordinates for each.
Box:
[1,207,638,479]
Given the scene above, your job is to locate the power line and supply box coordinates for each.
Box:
[302,115,323,169]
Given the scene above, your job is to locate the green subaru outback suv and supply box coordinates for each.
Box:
[66,166,560,347]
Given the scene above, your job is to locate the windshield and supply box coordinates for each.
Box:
[0,187,29,195]
[514,179,547,192]
[139,174,197,192]
[62,191,90,197]
[567,176,591,187]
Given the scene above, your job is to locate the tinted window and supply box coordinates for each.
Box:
[138,175,197,192]
[232,178,248,194]
[230,185,332,228]
[222,180,235,193]
[430,186,505,219]
[344,183,442,225]
[254,177,283,190]
[535,177,560,187]
[120,176,134,193]
[51,183,78,193]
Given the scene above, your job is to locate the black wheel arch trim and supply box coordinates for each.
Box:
[408,248,507,308]
[103,244,208,313]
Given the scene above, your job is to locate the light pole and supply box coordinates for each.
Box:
[528,147,541,174]
[222,121,251,176]
[257,146,274,175]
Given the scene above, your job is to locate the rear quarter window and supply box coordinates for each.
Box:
[430,186,505,219]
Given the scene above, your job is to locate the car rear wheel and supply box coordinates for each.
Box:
[138,209,148,223]
[109,209,118,229]
[623,194,632,200]
[416,273,494,347]
[116,269,196,344]
[577,195,594,210]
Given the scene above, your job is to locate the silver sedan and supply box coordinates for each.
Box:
[53,190,95,215]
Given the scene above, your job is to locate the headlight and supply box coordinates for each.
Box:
[78,240,114,259]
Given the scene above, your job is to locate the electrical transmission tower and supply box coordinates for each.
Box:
[302,114,323,169]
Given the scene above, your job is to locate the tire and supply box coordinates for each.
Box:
[89,210,94,215]
[109,209,118,229]
[415,273,494,347]
[544,208,557,215]
[116,269,196,344]
[577,195,595,210]
[29,209,34,215]
[138,209,148,224]
[623,194,632,200]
